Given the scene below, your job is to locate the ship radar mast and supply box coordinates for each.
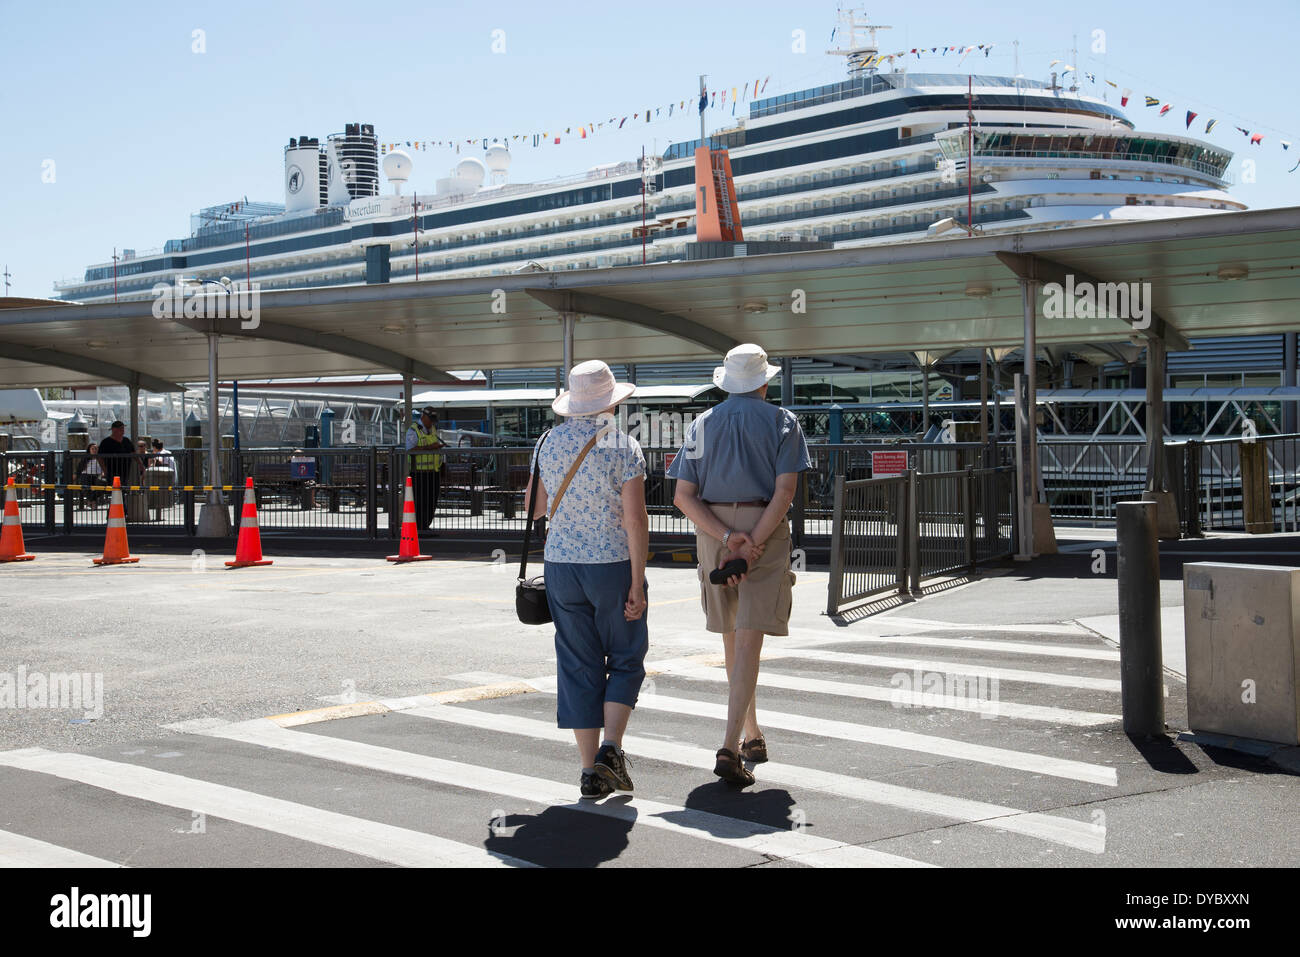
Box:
[826,9,892,75]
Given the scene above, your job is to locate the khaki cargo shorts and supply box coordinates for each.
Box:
[696,503,796,636]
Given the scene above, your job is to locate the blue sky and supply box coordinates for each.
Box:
[1,0,1297,299]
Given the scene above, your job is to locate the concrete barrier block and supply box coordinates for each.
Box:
[1184,562,1300,746]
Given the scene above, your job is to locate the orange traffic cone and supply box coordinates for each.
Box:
[1,477,36,562]
[226,477,273,568]
[387,476,433,563]
[93,477,139,565]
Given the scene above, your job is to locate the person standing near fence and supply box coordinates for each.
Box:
[405,407,446,532]
[96,421,137,488]
[525,360,649,801]
[667,343,812,787]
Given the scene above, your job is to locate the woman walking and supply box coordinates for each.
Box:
[525,360,649,800]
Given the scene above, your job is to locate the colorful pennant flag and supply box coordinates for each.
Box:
[1185,111,1197,129]
[1205,119,1217,134]
[1145,96,1160,107]
[1159,104,1172,116]
[1121,89,1131,106]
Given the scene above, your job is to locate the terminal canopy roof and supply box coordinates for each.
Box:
[1,206,1297,391]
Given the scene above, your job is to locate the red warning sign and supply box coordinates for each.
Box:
[871,451,908,478]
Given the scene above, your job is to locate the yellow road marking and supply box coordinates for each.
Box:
[262,653,729,727]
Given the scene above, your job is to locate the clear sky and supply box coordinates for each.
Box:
[1,0,1297,300]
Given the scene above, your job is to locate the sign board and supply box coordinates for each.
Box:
[290,457,316,480]
[871,451,908,478]
[664,452,677,471]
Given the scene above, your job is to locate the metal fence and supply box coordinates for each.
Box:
[1180,433,1300,534]
[1037,438,1149,523]
[827,465,1016,615]
[4,442,1003,551]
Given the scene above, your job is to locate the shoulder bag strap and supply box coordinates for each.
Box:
[547,432,600,521]
[518,430,550,582]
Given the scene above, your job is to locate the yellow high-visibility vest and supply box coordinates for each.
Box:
[412,423,443,471]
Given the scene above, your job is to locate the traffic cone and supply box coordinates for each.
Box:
[0,477,36,562]
[387,476,433,563]
[226,477,273,568]
[93,477,139,565]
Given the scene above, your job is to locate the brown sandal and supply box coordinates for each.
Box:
[740,736,768,764]
[714,747,755,787]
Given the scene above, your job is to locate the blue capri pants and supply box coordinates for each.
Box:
[544,559,648,729]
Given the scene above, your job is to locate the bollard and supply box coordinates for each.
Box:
[1117,501,1165,736]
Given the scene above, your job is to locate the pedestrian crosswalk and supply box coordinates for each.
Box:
[0,623,1134,868]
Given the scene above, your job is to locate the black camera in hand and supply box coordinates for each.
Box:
[709,557,748,585]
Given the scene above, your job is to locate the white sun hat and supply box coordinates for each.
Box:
[713,343,781,393]
[552,360,637,416]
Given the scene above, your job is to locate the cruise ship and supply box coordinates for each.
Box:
[54,16,1242,306]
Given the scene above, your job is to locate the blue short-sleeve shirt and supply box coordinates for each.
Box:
[666,393,812,502]
[530,416,646,563]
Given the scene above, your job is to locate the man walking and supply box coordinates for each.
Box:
[667,344,812,787]
[405,407,446,531]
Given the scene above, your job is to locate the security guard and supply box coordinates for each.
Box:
[405,407,446,531]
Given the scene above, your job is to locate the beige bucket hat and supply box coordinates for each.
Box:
[713,343,780,393]
[552,360,637,416]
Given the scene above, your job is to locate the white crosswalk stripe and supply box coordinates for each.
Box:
[661,663,1119,726]
[406,705,1108,853]
[0,748,531,868]
[525,677,1119,786]
[0,828,123,868]
[783,629,1120,661]
[181,718,931,868]
[755,647,1123,692]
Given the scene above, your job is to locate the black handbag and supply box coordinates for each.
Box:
[515,429,599,625]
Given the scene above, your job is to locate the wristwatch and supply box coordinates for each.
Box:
[721,529,733,549]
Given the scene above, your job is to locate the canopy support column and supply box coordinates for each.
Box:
[561,311,576,379]
[1016,277,1055,559]
[402,368,413,434]
[1285,332,1297,434]
[127,376,140,446]
[197,331,230,537]
[979,348,989,459]
[1141,335,1181,539]
[921,361,930,436]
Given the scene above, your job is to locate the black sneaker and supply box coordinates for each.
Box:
[580,770,613,800]
[594,744,634,793]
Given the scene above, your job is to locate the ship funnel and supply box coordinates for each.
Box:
[284,136,323,213]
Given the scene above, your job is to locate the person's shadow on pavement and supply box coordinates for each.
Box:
[673,782,807,836]
[484,799,635,868]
